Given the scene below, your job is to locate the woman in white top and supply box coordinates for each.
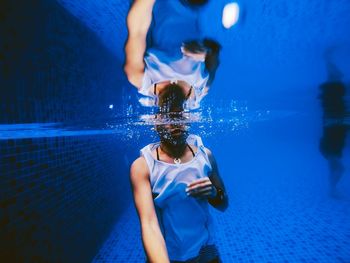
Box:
[130,87,228,262]
[124,0,220,110]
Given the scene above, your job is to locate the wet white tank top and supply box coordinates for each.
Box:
[138,48,209,110]
[140,134,216,261]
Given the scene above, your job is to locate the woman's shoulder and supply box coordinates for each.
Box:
[187,134,205,147]
[130,157,150,184]
[203,147,212,156]
[131,156,149,172]
[140,141,158,152]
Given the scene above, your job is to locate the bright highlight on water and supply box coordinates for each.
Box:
[222,2,240,29]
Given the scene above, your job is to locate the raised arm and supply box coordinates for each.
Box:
[203,39,221,87]
[124,0,155,89]
[130,157,170,263]
[205,148,229,212]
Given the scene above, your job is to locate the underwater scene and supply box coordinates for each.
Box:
[1,0,350,262]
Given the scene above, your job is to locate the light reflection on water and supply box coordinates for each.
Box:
[0,100,302,140]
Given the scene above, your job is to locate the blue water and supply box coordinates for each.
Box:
[2,100,349,262]
[92,105,350,262]
[1,0,350,262]
[0,101,278,140]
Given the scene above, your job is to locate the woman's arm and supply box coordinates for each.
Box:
[205,148,229,212]
[124,0,155,89]
[130,157,170,263]
[185,148,228,211]
[203,39,221,87]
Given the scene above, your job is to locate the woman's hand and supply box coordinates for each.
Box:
[186,177,217,200]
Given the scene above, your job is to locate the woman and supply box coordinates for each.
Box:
[124,0,220,110]
[129,87,228,262]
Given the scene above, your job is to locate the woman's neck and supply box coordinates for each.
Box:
[159,141,187,159]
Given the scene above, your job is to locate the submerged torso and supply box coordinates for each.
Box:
[140,135,216,261]
[138,0,210,110]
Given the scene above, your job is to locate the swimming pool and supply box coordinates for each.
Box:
[1,0,350,262]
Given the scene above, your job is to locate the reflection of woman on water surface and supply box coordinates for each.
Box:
[124,0,220,110]
[129,88,228,262]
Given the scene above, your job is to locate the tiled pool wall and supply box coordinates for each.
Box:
[0,136,133,262]
[1,0,134,262]
[1,0,129,124]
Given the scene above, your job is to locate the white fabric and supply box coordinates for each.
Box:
[138,49,209,110]
[140,134,216,261]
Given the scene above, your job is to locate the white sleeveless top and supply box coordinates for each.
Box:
[138,48,209,110]
[140,135,216,261]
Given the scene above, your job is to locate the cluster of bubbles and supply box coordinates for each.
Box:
[104,99,273,144]
[5,98,278,141]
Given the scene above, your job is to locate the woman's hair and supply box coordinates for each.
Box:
[158,83,187,113]
[180,0,209,7]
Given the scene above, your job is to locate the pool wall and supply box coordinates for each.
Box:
[1,0,134,262]
[1,0,131,124]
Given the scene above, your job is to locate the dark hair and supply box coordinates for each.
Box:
[158,83,186,113]
[180,0,209,8]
